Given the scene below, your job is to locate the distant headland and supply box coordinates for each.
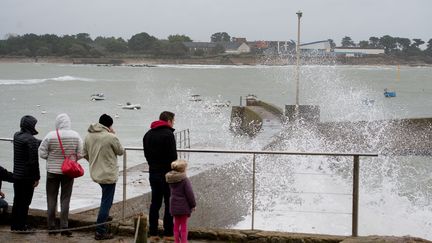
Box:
[1,32,431,66]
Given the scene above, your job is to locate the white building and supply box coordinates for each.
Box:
[300,40,331,53]
[223,42,251,54]
[334,47,385,57]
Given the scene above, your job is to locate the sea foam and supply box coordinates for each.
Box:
[0,75,94,85]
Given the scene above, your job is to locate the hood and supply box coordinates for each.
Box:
[150,120,175,131]
[87,123,109,133]
[20,115,38,135]
[150,120,170,129]
[55,113,71,130]
[165,171,186,183]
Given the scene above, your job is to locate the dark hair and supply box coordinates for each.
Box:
[159,111,175,122]
[99,114,113,128]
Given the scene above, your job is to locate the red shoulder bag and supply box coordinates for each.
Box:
[56,129,84,178]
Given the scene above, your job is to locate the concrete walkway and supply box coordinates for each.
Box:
[0,225,218,243]
[246,105,283,142]
[247,106,281,127]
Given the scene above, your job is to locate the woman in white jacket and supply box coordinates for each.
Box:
[39,113,83,236]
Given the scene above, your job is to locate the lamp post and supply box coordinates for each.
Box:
[295,10,302,107]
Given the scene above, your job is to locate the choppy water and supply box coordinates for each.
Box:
[0,63,431,239]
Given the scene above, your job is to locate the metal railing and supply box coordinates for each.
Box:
[1,137,377,237]
[122,147,378,237]
[174,129,190,149]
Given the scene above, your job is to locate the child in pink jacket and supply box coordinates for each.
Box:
[165,160,196,243]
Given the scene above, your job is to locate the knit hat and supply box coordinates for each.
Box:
[99,114,113,128]
[171,160,187,172]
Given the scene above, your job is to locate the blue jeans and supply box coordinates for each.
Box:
[149,172,173,237]
[0,198,8,212]
[96,183,115,234]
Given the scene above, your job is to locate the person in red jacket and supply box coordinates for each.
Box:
[143,111,177,241]
[165,160,196,243]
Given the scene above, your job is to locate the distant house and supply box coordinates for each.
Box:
[300,40,331,53]
[182,41,250,54]
[223,42,251,54]
[182,42,217,53]
[252,41,269,49]
[232,37,247,43]
[261,41,295,55]
[333,47,385,57]
[277,41,295,54]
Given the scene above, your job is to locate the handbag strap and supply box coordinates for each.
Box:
[56,129,66,159]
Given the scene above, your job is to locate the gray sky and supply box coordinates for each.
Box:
[1,0,431,45]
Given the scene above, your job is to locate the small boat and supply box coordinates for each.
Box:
[91,93,105,101]
[122,102,141,110]
[362,98,375,106]
[189,94,202,102]
[212,100,231,107]
[384,88,396,97]
[114,114,120,118]
[41,110,47,114]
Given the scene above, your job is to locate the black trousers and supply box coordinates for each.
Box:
[149,172,173,237]
[11,180,35,230]
[46,172,74,229]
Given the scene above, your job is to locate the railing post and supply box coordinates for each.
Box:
[123,149,127,221]
[352,155,360,237]
[183,130,187,148]
[251,153,256,230]
[187,129,190,148]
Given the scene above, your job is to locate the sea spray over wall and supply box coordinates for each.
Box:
[233,53,432,239]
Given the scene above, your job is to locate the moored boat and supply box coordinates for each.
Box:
[384,88,396,97]
[122,102,141,110]
[91,93,105,101]
[189,94,202,102]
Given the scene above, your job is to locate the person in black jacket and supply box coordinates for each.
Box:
[11,115,41,232]
[0,166,14,222]
[143,111,177,241]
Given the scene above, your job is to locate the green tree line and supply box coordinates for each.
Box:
[0,32,194,58]
[337,35,432,57]
[1,32,431,59]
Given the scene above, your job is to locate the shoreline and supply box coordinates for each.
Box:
[0,56,431,67]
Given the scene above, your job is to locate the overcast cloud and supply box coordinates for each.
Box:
[1,0,431,45]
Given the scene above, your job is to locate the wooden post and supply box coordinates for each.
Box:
[134,214,147,243]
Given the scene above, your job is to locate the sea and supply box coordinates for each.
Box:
[0,62,431,239]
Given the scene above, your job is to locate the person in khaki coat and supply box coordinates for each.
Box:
[83,114,123,240]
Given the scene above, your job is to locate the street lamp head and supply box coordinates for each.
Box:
[296,10,303,18]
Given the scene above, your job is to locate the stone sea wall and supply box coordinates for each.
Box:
[76,156,253,229]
